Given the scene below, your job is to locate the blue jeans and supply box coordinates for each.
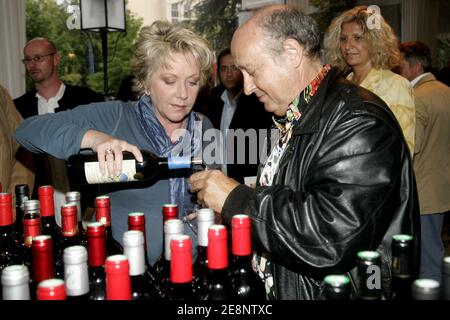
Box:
[420,213,446,283]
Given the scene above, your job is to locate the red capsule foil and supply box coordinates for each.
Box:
[95,196,111,227]
[232,215,252,256]
[170,235,192,283]
[23,216,42,247]
[87,223,106,267]
[38,185,55,217]
[0,193,13,226]
[61,204,78,236]
[162,204,178,222]
[207,225,228,270]
[32,235,55,283]
[37,279,67,300]
[128,212,148,257]
[105,256,131,300]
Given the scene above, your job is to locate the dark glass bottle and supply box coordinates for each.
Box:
[168,234,197,300]
[31,235,55,299]
[95,195,123,255]
[0,193,23,271]
[38,185,61,256]
[14,184,29,244]
[443,256,450,300]
[105,254,132,300]
[21,201,42,272]
[123,230,157,300]
[64,245,90,300]
[203,224,233,300]
[67,150,202,185]
[411,278,440,300]
[1,264,31,300]
[192,208,215,299]
[391,234,414,300]
[230,215,265,301]
[355,250,382,300]
[36,278,66,300]
[86,222,107,300]
[55,204,82,278]
[323,274,351,300]
[65,191,88,247]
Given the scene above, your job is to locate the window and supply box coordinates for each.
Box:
[171,3,179,22]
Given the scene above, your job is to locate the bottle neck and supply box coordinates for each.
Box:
[106,271,131,300]
[23,216,42,247]
[88,235,106,267]
[124,244,146,276]
[32,247,54,283]
[64,261,90,297]
[1,282,30,300]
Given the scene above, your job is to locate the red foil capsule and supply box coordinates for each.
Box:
[170,235,192,283]
[37,278,66,300]
[87,222,106,267]
[0,193,13,226]
[61,204,78,236]
[95,195,111,227]
[23,216,42,247]
[32,235,55,283]
[207,224,228,270]
[232,214,252,256]
[162,204,178,222]
[105,255,131,300]
[128,212,148,257]
[38,185,55,217]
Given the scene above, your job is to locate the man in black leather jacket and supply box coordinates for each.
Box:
[189,4,420,300]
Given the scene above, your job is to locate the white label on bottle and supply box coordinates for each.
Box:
[84,160,137,184]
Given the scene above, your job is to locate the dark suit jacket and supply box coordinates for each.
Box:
[14,84,104,208]
[198,85,273,183]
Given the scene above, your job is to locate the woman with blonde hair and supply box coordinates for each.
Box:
[15,21,215,265]
[324,6,415,154]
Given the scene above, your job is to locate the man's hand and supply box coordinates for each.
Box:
[189,170,240,214]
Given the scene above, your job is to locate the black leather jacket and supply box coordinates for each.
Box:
[222,68,420,300]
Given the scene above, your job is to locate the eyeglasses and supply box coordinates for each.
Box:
[219,65,240,73]
[22,52,56,65]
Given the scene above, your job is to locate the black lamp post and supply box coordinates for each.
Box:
[80,0,126,97]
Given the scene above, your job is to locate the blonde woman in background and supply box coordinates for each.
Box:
[324,6,415,155]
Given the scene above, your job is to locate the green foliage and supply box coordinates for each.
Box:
[25,0,143,97]
[189,0,240,55]
[309,0,356,33]
[435,35,450,69]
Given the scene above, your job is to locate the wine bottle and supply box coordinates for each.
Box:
[14,184,29,244]
[443,256,450,300]
[391,234,414,300]
[31,235,55,299]
[123,230,157,300]
[21,201,43,272]
[95,195,123,255]
[128,212,150,267]
[411,278,440,300]
[203,224,233,300]
[105,254,132,300]
[230,215,265,301]
[192,208,215,299]
[0,193,23,271]
[65,191,88,246]
[64,245,90,300]
[86,222,106,300]
[36,278,66,300]
[38,186,62,256]
[323,274,351,300]
[55,204,82,278]
[153,218,184,299]
[67,150,203,185]
[355,250,382,300]
[1,264,31,300]
[168,234,197,300]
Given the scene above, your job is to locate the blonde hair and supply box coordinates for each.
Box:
[324,6,402,73]
[131,21,214,94]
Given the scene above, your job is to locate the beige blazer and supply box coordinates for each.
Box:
[0,85,34,215]
[413,74,450,214]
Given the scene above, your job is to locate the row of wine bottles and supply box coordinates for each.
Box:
[323,235,450,300]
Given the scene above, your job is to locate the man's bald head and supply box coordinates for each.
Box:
[24,37,58,54]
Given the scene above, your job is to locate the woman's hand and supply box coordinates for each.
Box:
[81,129,142,178]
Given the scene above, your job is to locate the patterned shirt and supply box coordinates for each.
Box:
[253,64,331,299]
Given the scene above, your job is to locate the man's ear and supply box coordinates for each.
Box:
[283,38,304,68]
[54,51,61,65]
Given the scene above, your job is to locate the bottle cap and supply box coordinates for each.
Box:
[63,246,89,296]
[15,184,29,195]
[123,230,144,247]
[86,222,106,267]
[123,231,145,276]
[412,279,440,300]
[24,199,40,212]
[63,245,88,265]
[170,235,192,283]
[324,274,351,300]
[61,204,78,236]
[162,204,178,221]
[197,208,215,247]
[65,191,81,202]
[95,196,111,226]
[0,193,13,226]
[1,265,30,286]
[164,219,184,261]
[105,255,131,300]
[443,256,450,275]
[232,214,252,256]
[127,212,145,229]
[37,279,66,300]
[38,185,55,217]
[197,208,215,221]
[207,224,228,269]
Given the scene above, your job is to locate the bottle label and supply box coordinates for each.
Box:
[168,156,191,170]
[84,160,137,183]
